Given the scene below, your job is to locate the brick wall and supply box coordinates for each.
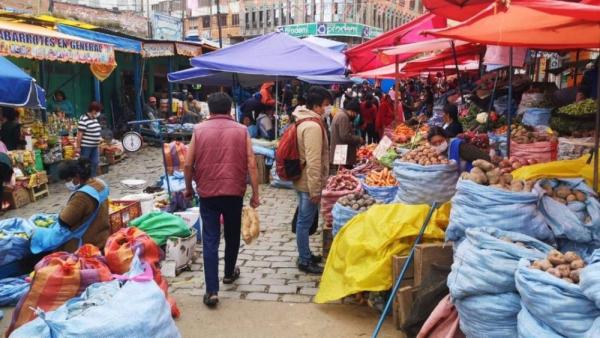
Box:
[53,2,149,38]
[0,0,50,14]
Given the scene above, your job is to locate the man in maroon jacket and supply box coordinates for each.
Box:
[184,92,260,307]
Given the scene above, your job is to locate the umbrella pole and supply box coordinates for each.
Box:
[450,40,464,104]
[506,47,514,158]
[395,55,400,124]
[594,67,600,192]
[275,76,279,138]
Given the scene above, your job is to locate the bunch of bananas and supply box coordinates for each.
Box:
[63,145,75,160]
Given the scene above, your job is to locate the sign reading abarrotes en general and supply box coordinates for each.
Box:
[277,22,382,39]
[0,25,116,65]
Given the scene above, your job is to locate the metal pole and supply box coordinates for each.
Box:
[372,202,440,338]
[574,50,580,87]
[216,0,223,48]
[506,47,514,158]
[168,56,174,118]
[450,40,464,103]
[275,77,279,138]
[594,66,600,192]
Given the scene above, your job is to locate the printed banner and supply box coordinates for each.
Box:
[175,43,202,57]
[143,42,175,58]
[277,22,383,39]
[0,25,116,65]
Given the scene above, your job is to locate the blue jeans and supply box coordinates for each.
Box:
[295,191,318,265]
[199,196,243,294]
[79,146,99,177]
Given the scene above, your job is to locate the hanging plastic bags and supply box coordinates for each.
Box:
[315,203,450,304]
[515,259,600,337]
[393,160,459,205]
[104,227,180,318]
[129,211,191,246]
[445,179,553,243]
[6,245,113,336]
[331,202,358,237]
[241,207,260,245]
[534,178,600,246]
[448,228,553,338]
[10,255,181,338]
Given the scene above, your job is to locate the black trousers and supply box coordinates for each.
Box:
[199,196,243,293]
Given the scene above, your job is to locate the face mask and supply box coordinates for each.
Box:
[65,181,79,191]
[434,141,448,154]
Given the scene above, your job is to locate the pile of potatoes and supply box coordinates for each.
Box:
[461,159,535,192]
[402,144,449,166]
[540,182,587,205]
[337,192,377,212]
[530,250,586,284]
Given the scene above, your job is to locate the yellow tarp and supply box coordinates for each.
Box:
[315,203,450,304]
[512,154,600,191]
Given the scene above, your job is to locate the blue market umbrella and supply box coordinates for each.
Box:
[0,57,46,109]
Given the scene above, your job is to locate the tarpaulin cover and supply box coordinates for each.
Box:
[446,179,553,243]
[57,24,141,53]
[423,0,494,21]
[512,155,600,191]
[302,36,348,53]
[315,203,450,303]
[425,0,600,49]
[402,44,486,73]
[0,57,46,108]
[515,258,600,337]
[189,32,345,76]
[381,38,469,56]
[11,255,181,338]
[6,245,113,336]
[346,13,447,73]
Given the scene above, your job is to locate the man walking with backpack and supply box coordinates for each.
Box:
[279,86,333,274]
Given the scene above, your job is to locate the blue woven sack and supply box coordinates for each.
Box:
[446,179,553,243]
[0,276,29,306]
[0,218,33,267]
[332,202,359,237]
[361,182,398,204]
[393,160,459,205]
[522,108,552,127]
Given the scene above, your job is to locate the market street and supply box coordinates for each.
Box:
[1,146,396,337]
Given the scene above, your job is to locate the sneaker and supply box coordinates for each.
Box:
[223,267,240,284]
[203,293,219,308]
[310,254,323,264]
[298,261,323,275]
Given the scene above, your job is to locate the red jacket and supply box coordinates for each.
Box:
[376,98,395,133]
[192,115,248,198]
[359,101,377,127]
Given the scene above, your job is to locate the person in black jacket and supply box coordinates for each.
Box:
[442,103,464,138]
[0,108,22,151]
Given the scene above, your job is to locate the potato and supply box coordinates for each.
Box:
[470,167,488,185]
[548,250,565,266]
[574,190,587,202]
[510,180,524,192]
[566,194,577,202]
[546,267,562,278]
[501,173,513,185]
[486,168,502,185]
[473,159,495,172]
[562,277,574,283]
[538,259,553,271]
[571,259,585,270]
[556,264,571,278]
[555,185,572,199]
[563,251,580,264]
[570,269,581,283]
[524,180,535,192]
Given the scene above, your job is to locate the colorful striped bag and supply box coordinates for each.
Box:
[104,227,180,318]
[5,245,112,336]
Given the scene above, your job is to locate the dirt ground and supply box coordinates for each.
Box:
[1,295,397,338]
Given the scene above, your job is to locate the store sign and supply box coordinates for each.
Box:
[277,22,382,39]
[143,42,175,58]
[175,43,203,57]
[152,13,183,41]
[0,27,116,65]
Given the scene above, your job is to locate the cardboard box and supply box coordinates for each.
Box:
[161,229,197,277]
[2,186,31,209]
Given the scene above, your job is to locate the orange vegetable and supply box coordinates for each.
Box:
[365,168,398,187]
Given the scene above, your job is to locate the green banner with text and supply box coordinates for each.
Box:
[277,22,382,39]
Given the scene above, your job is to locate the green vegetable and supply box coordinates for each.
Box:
[558,99,598,116]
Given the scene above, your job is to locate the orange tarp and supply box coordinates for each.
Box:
[425,0,600,50]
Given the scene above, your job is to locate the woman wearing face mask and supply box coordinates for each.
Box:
[427,126,490,173]
[76,101,103,177]
[30,158,110,254]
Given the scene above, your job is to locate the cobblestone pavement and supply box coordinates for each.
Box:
[5,146,326,303]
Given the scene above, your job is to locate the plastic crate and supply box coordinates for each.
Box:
[109,200,142,234]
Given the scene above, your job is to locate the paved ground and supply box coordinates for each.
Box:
[2,146,396,337]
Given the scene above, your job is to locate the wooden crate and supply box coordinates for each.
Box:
[28,183,49,202]
[109,200,142,234]
[2,186,31,209]
[255,155,269,184]
[392,242,454,330]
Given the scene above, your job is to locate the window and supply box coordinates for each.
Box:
[245,13,250,29]
[219,14,228,26]
[252,11,256,28]
[202,15,210,28]
[259,11,263,25]
[232,14,240,26]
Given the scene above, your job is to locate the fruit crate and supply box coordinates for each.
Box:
[2,186,31,209]
[26,171,48,188]
[109,200,142,234]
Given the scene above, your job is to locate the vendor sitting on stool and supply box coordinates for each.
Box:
[427,126,490,173]
[30,158,110,254]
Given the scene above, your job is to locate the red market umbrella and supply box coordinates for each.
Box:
[423,0,493,21]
